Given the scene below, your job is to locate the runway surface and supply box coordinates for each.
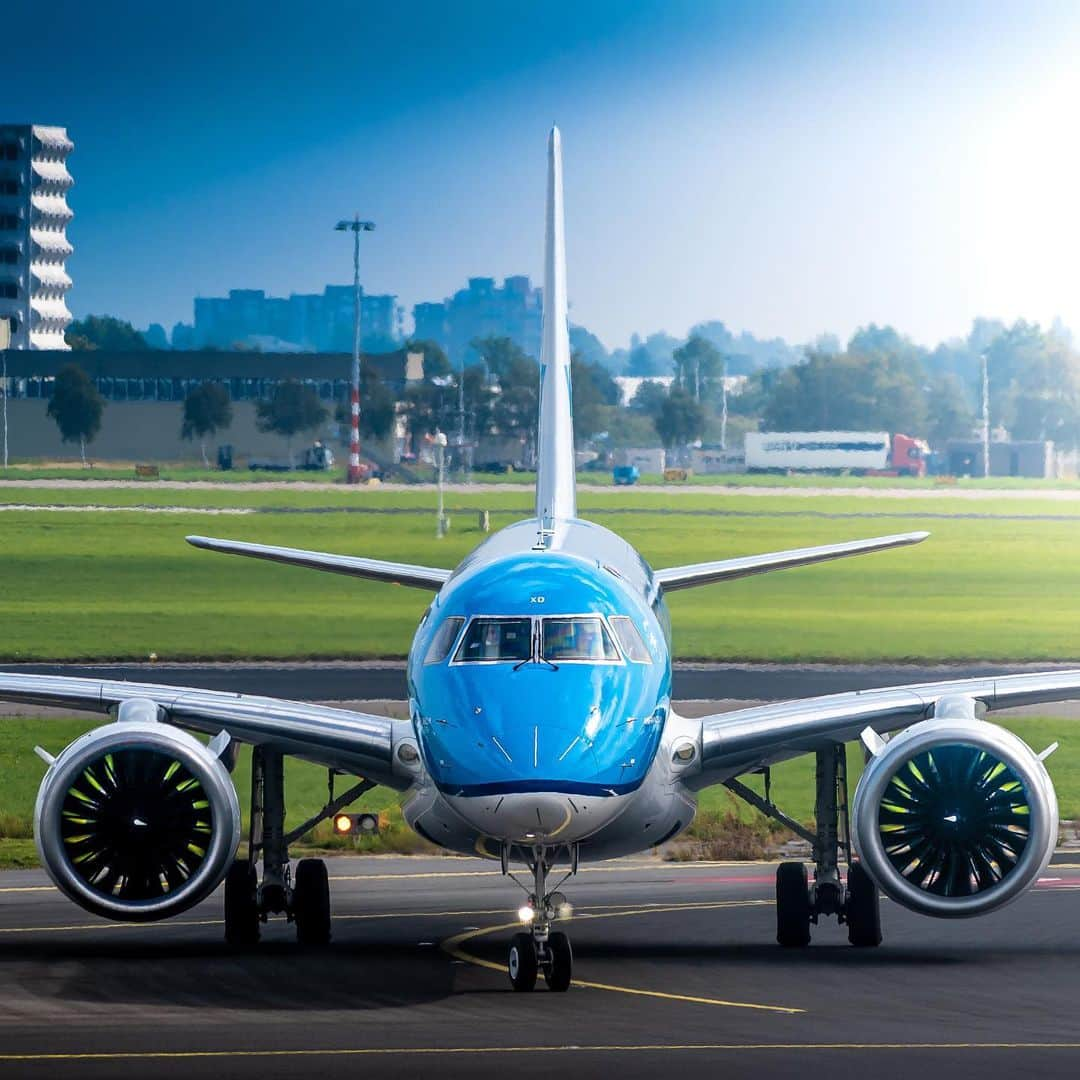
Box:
[4,660,1076,703]
[2,854,1080,1079]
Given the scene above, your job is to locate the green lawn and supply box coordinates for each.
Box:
[3,487,1080,660]
[2,714,1075,868]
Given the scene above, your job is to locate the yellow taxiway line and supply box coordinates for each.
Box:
[441,899,801,1014]
[4,1042,1080,1063]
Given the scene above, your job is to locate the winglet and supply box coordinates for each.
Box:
[535,125,577,532]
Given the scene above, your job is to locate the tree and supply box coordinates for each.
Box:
[925,374,975,446]
[672,335,723,401]
[406,339,452,381]
[471,336,532,380]
[47,363,105,463]
[1008,335,1080,449]
[181,383,233,467]
[255,380,328,465]
[571,355,620,445]
[334,361,396,443]
[629,378,668,419]
[492,354,540,464]
[654,386,704,449]
[762,350,927,434]
[65,315,149,351]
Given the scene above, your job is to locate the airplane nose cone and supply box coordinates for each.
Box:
[445,788,631,846]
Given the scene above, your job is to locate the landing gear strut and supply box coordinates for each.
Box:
[504,845,576,991]
[223,747,374,947]
[726,743,882,948]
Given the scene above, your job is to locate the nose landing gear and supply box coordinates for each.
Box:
[504,844,577,992]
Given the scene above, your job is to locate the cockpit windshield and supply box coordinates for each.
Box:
[454,617,533,663]
[541,617,619,662]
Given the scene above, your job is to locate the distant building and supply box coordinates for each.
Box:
[0,124,74,349]
[4,348,423,463]
[944,439,1058,479]
[176,285,402,352]
[413,275,542,367]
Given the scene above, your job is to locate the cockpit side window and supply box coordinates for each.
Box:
[541,617,619,662]
[424,616,465,664]
[609,615,652,663]
[453,617,533,663]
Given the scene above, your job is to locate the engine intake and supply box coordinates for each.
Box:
[852,716,1057,918]
[35,718,241,921]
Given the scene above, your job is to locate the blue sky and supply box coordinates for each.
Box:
[9,1,1080,349]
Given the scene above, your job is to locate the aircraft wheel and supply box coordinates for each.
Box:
[776,861,811,947]
[508,932,539,992]
[224,859,260,947]
[544,931,573,992]
[293,858,332,945]
[845,861,882,947]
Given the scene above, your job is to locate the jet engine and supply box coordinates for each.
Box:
[852,709,1057,918]
[34,707,241,921]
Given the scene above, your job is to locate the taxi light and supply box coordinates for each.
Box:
[333,812,382,836]
[518,905,535,924]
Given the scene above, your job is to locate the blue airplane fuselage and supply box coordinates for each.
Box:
[402,518,694,859]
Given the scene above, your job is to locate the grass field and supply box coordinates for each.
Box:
[2,484,1080,660]
[1,713,1075,868]
[10,461,1080,490]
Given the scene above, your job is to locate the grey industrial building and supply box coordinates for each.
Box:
[3,349,423,462]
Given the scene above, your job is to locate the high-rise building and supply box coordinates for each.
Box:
[0,125,74,349]
[183,285,402,352]
[412,275,542,367]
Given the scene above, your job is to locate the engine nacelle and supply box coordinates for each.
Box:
[35,717,241,921]
[852,716,1057,918]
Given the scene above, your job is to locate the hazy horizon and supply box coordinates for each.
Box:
[8,0,1080,352]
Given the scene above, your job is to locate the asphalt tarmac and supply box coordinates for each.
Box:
[4,660,1076,703]
[1,855,1080,1079]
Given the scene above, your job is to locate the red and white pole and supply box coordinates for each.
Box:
[337,214,375,483]
[348,383,361,482]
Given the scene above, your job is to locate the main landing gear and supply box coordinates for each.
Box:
[505,845,577,992]
[224,747,374,947]
[726,743,882,948]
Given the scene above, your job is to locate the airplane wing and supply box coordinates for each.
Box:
[653,531,928,592]
[186,535,451,590]
[0,673,409,790]
[691,668,1080,785]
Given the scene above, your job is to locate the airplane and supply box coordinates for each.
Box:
[0,126,1075,993]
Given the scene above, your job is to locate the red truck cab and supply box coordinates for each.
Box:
[889,433,929,477]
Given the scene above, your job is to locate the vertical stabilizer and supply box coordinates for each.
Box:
[535,126,577,530]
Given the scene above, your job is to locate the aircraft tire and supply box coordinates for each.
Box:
[544,931,573,992]
[293,858,332,945]
[845,861,882,947]
[508,932,539,992]
[224,859,260,947]
[776,861,811,947]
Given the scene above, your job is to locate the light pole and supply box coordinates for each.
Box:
[981,352,990,479]
[0,316,10,470]
[335,215,375,483]
[433,430,449,537]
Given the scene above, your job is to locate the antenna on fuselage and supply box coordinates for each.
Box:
[534,125,576,546]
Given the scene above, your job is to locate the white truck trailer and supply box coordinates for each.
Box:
[745,431,927,476]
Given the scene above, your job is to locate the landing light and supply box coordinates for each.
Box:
[518,905,535,924]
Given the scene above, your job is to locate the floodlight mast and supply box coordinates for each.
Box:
[335,215,376,483]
